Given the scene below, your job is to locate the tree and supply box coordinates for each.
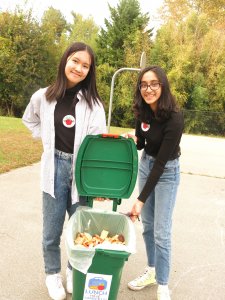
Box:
[0,8,100,117]
[66,13,99,51]
[95,0,153,127]
[41,7,68,44]
[154,0,225,111]
[193,0,225,28]
[154,0,225,134]
[112,29,152,127]
[159,0,191,23]
[96,0,151,68]
[0,10,58,116]
[96,63,115,120]
[41,7,69,64]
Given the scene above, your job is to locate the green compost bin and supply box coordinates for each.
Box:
[67,208,136,300]
[75,134,138,200]
[73,249,130,300]
[71,134,138,300]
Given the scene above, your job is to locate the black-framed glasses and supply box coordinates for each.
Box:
[139,81,162,91]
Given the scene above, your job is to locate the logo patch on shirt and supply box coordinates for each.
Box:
[62,115,75,128]
[141,122,150,132]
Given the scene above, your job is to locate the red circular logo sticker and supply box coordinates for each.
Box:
[141,122,150,132]
[62,115,75,128]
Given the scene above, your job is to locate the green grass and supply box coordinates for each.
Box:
[0,116,133,174]
[0,116,43,173]
[109,126,133,135]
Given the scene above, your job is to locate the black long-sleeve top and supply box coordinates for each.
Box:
[54,85,80,153]
[136,110,184,203]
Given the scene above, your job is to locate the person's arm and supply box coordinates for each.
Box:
[138,113,183,203]
[22,90,42,139]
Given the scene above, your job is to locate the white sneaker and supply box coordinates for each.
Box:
[157,285,171,300]
[128,266,156,290]
[45,273,66,300]
[66,267,73,294]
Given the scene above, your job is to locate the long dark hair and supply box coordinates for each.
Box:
[45,42,102,108]
[134,65,178,122]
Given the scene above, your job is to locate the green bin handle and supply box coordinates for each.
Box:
[87,197,122,212]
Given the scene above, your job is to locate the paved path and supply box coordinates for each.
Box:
[0,134,225,300]
[180,134,225,179]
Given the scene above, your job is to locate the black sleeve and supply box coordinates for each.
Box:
[138,112,184,203]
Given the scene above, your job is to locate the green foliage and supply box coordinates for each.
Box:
[96,0,151,68]
[123,29,152,68]
[66,13,99,51]
[41,7,68,43]
[152,6,225,115]
[95,0,153,127]
[110,71,138,127]
[0,0,225,136]
[96,63,115,112]
[183,110,225,136]
[0,10,58,116]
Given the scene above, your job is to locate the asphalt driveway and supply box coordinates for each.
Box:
[0,134,225,300]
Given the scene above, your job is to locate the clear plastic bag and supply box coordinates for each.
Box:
[65,206,136,274]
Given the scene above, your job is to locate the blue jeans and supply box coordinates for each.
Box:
[139,151,180,285]
[42,149,86,274]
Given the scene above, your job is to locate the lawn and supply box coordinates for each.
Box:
[0,116,133,174]
[0,116,43,173]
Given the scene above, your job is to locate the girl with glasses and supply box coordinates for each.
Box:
[127,65,184,300]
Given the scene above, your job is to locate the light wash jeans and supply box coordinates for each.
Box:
[139,151,180,285]
[42,149,86,274]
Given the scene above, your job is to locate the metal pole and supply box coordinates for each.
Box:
[107,67,140,132]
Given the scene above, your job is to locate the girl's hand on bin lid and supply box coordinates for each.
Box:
[129,199,144,222]
[121,133,137,144]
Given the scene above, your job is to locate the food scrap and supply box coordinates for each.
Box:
[74,230,125,248]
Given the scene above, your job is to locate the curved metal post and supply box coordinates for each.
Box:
[107,67,140,132]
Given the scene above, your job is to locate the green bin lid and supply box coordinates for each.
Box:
[75,134,138,199]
